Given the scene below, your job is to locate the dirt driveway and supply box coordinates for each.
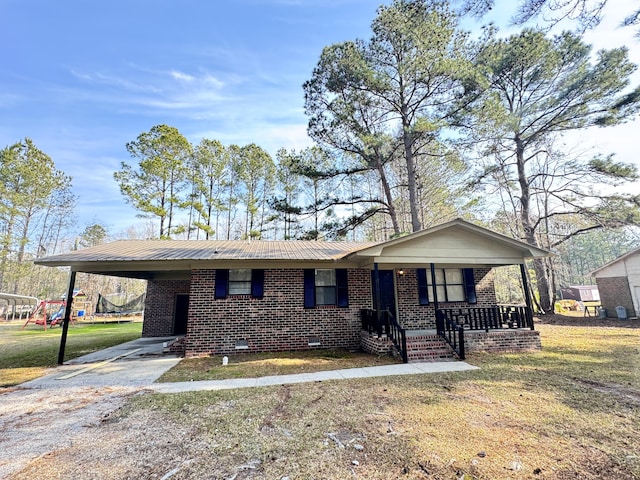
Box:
[0,337,181,478]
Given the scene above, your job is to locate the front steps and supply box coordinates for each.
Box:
[405,332,456,362]
[362,330,457,362]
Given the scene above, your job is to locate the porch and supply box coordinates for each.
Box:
[361,305,538,362]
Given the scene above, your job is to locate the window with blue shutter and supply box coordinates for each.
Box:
[303,268,348,308]
[419,267,477,303]
[216,269,264,299]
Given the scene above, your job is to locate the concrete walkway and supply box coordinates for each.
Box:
[20,336,479,392]
[151,361,479,393]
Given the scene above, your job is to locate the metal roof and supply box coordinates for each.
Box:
[0,292,39,306]
[35,239,376,264]
[33,219,550,280]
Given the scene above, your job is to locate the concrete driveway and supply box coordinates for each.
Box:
[20,336,183,390]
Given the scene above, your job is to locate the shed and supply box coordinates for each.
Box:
[590,247,640,318]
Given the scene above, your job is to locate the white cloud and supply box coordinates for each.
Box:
[169,70,195,82]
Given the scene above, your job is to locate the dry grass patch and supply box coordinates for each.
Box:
[157,348,399,383]
[10,322,640,479]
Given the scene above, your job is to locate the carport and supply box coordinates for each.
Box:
[0,292,39,321]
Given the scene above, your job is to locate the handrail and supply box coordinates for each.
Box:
[360,308,407,363]
[435,310,465,360]
[382,309,407,363]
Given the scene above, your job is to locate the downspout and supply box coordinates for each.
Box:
[58,270,77,365]
[520,263,534,330]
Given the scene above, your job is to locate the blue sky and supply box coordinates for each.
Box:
[1,0,638,236]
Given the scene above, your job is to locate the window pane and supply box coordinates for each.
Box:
[445,269,462,284]
[315,269,336,287]
[230,269,251,281]
[316,286,336,305]
[425,269,443,285]
[447,285,465,302]
[229,281,251,295]
[436,285,446,302]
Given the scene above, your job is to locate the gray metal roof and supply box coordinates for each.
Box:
[0,292,39,306]
[34,219,550,280]
[36,239,376,264]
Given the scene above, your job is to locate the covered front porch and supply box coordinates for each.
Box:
[348,221,547,362]
[361,301,537,362]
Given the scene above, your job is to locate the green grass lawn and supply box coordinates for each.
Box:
[0,321,143,387]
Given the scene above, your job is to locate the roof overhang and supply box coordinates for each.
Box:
[34,219,550,280]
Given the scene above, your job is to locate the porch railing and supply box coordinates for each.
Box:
[436,305,534,332]
[435,310,465,360]
[361,308,408,363]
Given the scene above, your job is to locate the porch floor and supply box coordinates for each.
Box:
[407,329,437,336]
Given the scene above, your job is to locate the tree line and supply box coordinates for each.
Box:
[2,0,640,313]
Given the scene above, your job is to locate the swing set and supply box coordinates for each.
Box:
[21,300,72,330]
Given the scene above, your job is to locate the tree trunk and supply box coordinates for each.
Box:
[515,136,552,312]
[401,110,422,233]
[373,150,400,236]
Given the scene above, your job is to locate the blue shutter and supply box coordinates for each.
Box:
[417,268,429,305]
[251,269,264,298]
[336,269,349,308]
[215,269,229,299]
[303,269,315,308]
[463,268,477,304]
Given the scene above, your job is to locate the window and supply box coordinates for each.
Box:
[215,269,264,299]
[229,268,251,295]
[315,269,336,305]
[417,268,476,304]
[304,268,349,308]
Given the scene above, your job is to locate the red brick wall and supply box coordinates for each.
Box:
[142,280,190,337]
[464,329,541,353]
[184,268,372,356]
[360,331,393,356]
[142,267,500,356]
[396,268,496,330]
[595,276,636,318]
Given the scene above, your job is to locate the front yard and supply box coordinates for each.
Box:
[7,318,639,479]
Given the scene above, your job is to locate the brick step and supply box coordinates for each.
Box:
[407,341,451,350]
[406,335,441,342]
[405,336,455,362]
[407,351,455,361]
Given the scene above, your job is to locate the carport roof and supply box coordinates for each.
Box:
[34,218,549,280]
[0,292,39,306]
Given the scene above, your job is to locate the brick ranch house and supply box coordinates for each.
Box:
[36,219,547,362]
